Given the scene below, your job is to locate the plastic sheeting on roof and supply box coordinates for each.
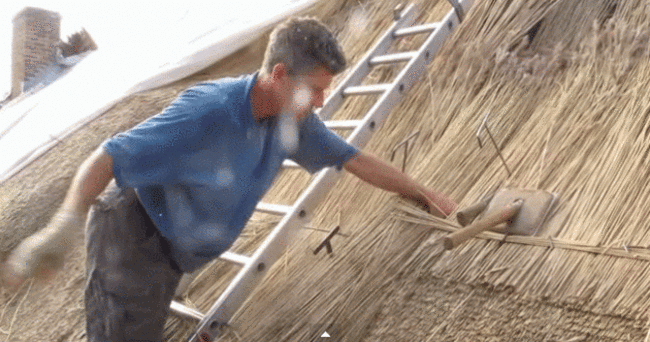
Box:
[0,0,317,182]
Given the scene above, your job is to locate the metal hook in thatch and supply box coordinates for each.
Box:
[314,225,341,255]
[390,130,420,173]
[476,112,512,177]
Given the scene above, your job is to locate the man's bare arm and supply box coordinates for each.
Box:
[343,152,457,217]
[62,147,114,216]
[4,147,114,287]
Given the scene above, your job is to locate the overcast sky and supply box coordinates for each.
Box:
[0,0,259,97]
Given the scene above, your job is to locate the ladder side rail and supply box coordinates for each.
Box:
[188,167,344,341]
[186,1,476,340]
[219,251,253,266]
[316,4,419,120]
[173,19,456,321]
[346,0,474,147]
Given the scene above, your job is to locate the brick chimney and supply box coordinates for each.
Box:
[10,7,61,99]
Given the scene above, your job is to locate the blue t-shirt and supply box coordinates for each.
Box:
[102,73,358,272]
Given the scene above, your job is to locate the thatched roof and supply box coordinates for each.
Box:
[1,0,650,341]
[59,28,97,58]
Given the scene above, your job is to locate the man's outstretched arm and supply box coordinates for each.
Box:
[343,152,457,217]
[4,147,114,288]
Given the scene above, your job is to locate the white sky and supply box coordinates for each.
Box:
[0,0,265,97]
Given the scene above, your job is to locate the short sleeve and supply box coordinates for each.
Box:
[288,113,359,173]
[103,84,225,188]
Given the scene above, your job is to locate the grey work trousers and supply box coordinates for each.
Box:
[85,181,183,342]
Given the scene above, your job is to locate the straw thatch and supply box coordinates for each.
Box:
[2,0,650,341]
[169,0,650,340]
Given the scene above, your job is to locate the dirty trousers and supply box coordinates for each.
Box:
[85,181,182,342]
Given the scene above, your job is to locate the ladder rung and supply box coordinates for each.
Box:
[325,120,363,130]
[170,301,205,321]
[255,202,292,215]
[282,160,300,169]
[369,51,417,66]
[219,251,252,266]
[393,22,441,37]
[343,84,391,96]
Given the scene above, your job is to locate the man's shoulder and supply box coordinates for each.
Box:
[299,112,325,131]
[168,73,255,122]
[190,74,254,99]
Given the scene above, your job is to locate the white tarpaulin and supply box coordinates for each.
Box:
[0,0,317,182]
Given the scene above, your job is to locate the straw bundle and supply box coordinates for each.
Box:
[399,0,650,320]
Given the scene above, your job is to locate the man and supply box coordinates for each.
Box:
[4,17,457,341]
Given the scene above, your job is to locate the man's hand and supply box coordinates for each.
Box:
[415,188,457,218]
[3,147,114,290]
[344,152,457,218]
[3,211,84,290]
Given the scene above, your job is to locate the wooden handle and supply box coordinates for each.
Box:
[444,200,523,250]
[456,195,493,226]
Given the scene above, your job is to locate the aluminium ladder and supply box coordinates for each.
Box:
[171,1,475,341]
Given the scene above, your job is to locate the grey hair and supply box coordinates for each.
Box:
[261,17,346,77]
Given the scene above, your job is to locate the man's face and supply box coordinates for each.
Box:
[282,67,333,121]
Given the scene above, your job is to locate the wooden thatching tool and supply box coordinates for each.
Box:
[456,194,493,226]
[444,188,558,250]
